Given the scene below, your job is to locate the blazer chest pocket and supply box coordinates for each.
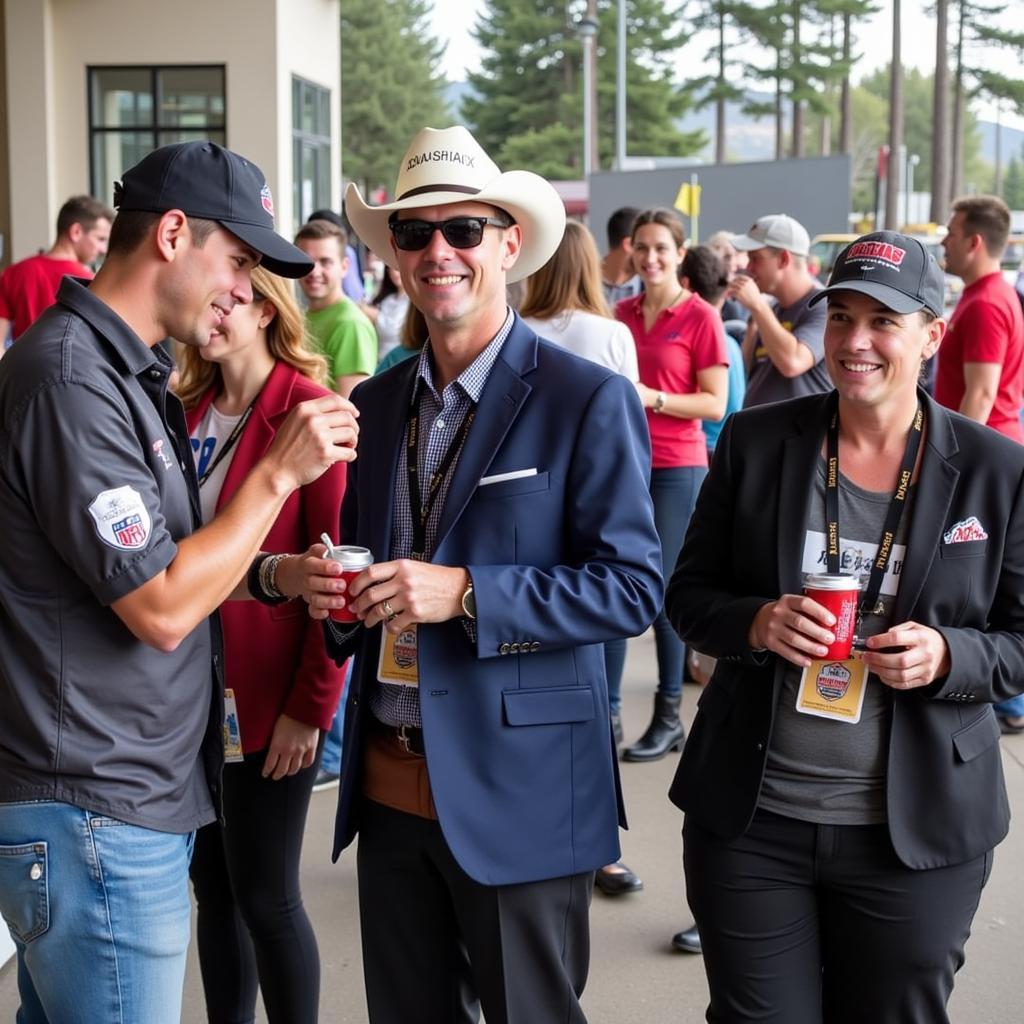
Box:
[939,540,988,560]
[952,711,1001,763]
[476,471,550,501]
[503,685,595,726]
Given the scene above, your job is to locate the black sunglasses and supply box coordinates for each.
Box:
[388,214,513,251]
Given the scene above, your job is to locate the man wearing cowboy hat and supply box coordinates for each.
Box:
[292,125,662,1022]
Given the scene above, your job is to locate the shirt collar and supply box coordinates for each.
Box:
[55,277,163,376]
[413,307,514,405]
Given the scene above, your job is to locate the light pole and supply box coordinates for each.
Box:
[577,12,599,179]
[907,153,920,225]
[616,0,626,169]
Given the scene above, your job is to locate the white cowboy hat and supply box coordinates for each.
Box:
[345,125,566,284]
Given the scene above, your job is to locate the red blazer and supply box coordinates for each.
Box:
[186,361,347,752]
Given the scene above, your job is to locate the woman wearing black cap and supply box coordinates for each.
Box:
[666,231,1024,1022]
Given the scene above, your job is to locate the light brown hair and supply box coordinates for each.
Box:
[518,221,612,320]
[631,207,686,249]
[294,218,348,250]
[951,194,1011,258]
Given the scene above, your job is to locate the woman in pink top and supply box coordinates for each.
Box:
[615,208,728,765]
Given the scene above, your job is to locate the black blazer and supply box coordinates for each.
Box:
[667,389,1024,870]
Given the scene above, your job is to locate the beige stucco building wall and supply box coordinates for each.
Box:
[2,0,340,263]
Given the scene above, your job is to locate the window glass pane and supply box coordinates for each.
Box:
[302,85,316,135]
[301,145,316,222]
[316,145,331,210]
[293,138,303,229]
[157,130,226,147]
[317,90,330,136]
[157,67,225,128]
[91,131,156,206]
[91,68,153,128]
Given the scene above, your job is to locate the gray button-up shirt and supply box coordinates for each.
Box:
[0,278,221,833]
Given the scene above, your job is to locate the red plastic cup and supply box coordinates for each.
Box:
[325,544,373,622]
[803,572,860,660]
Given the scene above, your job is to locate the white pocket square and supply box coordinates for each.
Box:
[479,468,538,486]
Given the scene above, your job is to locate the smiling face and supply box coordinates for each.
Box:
[390,201,521,338]
[200,293,274,368]
[297,236,347,309]
[825,290,945,412]
[160,226,260,349]
[631,223,684,290]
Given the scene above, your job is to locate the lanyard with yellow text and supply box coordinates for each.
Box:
[824,392,923,619]
[406,397,475,561]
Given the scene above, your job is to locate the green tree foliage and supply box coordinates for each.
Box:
[340,0,450,193]
[1004,151,1024,210]
[463,0,705,179]
[809,67,987,216]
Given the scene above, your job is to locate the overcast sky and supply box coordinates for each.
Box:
[430,0,1024,133]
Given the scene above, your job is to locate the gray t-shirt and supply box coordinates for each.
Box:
[743,282,831,408]
[759,460,914,825]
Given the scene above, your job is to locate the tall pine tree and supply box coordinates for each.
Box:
[463,0,704,179]
[341,0,450,193]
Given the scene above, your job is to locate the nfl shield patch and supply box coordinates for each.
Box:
[87,486,152,551]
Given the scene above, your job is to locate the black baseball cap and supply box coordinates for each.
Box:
[113,141,313,278]
[808,231,944,316]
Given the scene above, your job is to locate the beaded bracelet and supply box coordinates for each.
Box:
[247,552,290,606]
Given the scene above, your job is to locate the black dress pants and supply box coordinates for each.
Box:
[684,808,991,1024]
[356,798,593,1024]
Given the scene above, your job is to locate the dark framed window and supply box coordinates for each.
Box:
[88,66,226,205]
[292,77,332,229]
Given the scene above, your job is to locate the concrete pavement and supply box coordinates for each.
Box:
[3,629,1023,1021]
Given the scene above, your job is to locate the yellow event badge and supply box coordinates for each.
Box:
[377,624,419,687]
[795,656,869,724]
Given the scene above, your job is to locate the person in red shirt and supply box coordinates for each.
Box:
[936,194,1024,442]
[614,207,728,768]
[0,194,114,347]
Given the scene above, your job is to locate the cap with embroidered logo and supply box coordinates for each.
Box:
[113,141,313,278]
[808,231,944,316]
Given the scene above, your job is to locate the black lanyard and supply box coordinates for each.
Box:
[406,395,475,560]
[197,394,259,489]
[824,392,923,618]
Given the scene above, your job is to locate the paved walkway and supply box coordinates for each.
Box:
[3,630,1023,1022]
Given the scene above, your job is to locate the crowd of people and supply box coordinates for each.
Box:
[0,126,1023,1024]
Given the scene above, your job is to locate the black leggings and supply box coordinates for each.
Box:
[189,741,323,1024]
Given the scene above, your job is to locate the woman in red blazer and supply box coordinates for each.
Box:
[178,265,346,1024]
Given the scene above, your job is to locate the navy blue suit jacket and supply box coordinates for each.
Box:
[326,316,663,885]
[668,389,1024,869]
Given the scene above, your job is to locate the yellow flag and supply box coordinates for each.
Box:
[674,182,702,217]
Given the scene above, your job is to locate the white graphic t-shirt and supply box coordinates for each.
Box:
[189,404,244,525]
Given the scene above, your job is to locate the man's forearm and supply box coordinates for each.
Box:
[959,386,996,424]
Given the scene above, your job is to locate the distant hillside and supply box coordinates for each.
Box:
[445,80,1023,171]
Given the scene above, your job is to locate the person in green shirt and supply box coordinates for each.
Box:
[294,219,376,396]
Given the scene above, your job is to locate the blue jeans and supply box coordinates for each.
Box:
[995,693,1024,718]
[0,801,194,1024]
[605,465,706,709]
[320,658,354,775]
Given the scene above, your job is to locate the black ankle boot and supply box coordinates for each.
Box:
[621,695,684,762]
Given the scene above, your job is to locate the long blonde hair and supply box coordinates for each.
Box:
[518,221,612,320]
[176,265,328,409]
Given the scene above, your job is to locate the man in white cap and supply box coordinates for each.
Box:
[727,213,831,407]
[295,125,663,1023]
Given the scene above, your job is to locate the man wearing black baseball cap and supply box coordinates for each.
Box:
[0,142,357,1022]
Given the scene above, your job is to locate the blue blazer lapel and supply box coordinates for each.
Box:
[431,321,536,553]
[891,393,960,623]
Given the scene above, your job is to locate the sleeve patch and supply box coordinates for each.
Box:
[87,485,153,550]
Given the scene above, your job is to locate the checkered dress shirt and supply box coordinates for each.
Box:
[370,309,514,728]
